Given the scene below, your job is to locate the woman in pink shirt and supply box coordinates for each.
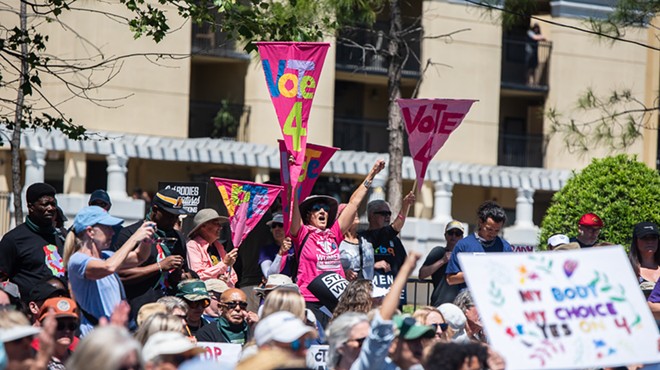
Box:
[290,159,385,328]
[186,208,238,286]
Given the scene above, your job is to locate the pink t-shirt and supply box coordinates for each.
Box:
[293,222,345,301]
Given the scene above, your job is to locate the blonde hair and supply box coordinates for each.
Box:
[260,288,306,320]
[133,313,185,346]
[0,309,30,328]
[62,231,83,270]
[413,305,453,342]
[66,326,142,370]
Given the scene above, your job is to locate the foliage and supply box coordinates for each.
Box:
[587,0,659,39]
[539,155,660,250]
[212,100,240,138]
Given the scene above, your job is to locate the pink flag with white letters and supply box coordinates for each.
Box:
[398,99,477,191]
[256,41,330,200]
[278,140,338,234]
[212,178,283,248]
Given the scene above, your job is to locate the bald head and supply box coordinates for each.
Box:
[220,288,248,325]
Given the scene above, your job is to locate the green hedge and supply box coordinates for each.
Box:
[539,154,660,250]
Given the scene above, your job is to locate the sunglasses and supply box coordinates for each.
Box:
[373,211,392,217]
[56,321,78,331]
[223,301,248,310]
[118,364,143,370]
[270,222,284,230]
[186,300,210,309]
[348,336,367,347]
[290,337,313,351]
[430,323,449,332]
[446,230,463,237]
[311,203,331,213]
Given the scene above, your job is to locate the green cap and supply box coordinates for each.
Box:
[393,314,435,340]
[176,279,210,302]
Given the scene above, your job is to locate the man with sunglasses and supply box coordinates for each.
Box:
[195,288,258,344]
[419,221,465,306]
[359,191,415,304]
[113,188,191,326]
[258,213,294,278]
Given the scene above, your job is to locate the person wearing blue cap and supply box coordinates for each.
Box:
[62,206,156,336]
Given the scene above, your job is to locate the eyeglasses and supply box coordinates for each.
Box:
[222,301,248,310]
[446,230,463,237]
[56,320,78,331]
[373,211,392,217]
[430,323,449,332]
[270,222,284,230]
[311,203,330,213]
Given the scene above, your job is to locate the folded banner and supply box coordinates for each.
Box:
[212,178,283,248]
[398,99,476,191]
[279,140,338,233]
[257,41,330,198]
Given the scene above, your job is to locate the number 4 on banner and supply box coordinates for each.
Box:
[283,102,306,152]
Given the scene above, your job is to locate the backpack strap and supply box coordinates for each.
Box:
[291,232,311,283]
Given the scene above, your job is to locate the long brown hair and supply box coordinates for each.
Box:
[332,279,372,320]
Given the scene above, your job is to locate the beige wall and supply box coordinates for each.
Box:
[244,38,337,148]
[419,1,503,165]
[539,15,648,170]
[14,1,193,138]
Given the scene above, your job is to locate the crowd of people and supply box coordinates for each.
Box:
[0,168,658,370]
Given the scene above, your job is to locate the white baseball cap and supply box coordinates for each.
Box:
[547,234,570,248]
[254,311,313,347]
[0,326,40,343]
[142,331,204,362]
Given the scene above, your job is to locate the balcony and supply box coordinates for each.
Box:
[189,100,250,140]
[336,22,421,78]
[498,133,544,168]
[191,22,249,60]
[501,38,552,93]
[333,117,410,154]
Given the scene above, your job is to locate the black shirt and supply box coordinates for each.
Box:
[422,246,462,306]
[359,225,407,276]
[234,213,272,287]
[0,221,65,300]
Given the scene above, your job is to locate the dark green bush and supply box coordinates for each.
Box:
[539,154,660,250]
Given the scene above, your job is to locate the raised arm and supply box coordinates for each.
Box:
[338,160,385,233]
[380,252,420,320]
[391,191,415,233]
[290,182,302,237]
[84,222,155,280]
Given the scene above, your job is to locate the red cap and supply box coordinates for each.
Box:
[578,213,603,228]
[38,297,78,322]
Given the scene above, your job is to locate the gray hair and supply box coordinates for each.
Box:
[453,289,475,312]
[157,296,189,315]
[326,312,369,369]
[133,313,185,346]
[66,326,142,370]
[367,199,390,216]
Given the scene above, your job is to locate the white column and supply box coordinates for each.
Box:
[367,171,387,203]
[433,180,453,224]
[106,154,128,199]
[515,187,535,227]
[254,168,270,184]
[24,146,46,187]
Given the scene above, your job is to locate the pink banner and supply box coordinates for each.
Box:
[212,178,283,248]
[256,42,330,199]
[278,140,338,234]
[398,99,477,191]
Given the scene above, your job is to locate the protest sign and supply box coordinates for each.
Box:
[257,41,330,200]
[307,345,329,370]
[459,246,660,370]
[397,99,476,191]
[278,140,338,233]
[212,178,282,248]
[197,342,241,366]
[512,245,536,253]
[158,181,207,214]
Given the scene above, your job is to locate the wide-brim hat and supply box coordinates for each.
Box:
[299,195,338,227]
[187,208,229,238]
[254,274,298,294]
[152,188,188,215]
[142,331,205,362]
[0,326,41,343]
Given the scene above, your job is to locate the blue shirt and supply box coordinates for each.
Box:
[445,233,512,289]
[68,250,125,336]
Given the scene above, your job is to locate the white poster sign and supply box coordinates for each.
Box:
[197,342,242,365]
[307,344,329,370]
[459,246,660,370]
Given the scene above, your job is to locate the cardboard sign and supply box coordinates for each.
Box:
[459,246,660,370]
[397,99,476,191]
[306,345,329,370]
[158,181,207,214]
[278,140,338,233]
[212,178,282,248]
[257,41,330,201]
[197,342,242,365]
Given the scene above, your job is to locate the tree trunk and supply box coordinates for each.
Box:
[12,1,28,225]
[386,0,403,213]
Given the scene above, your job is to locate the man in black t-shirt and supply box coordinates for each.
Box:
[419,220,464,306]
[113,188,190,321]
[0,183,65,300]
